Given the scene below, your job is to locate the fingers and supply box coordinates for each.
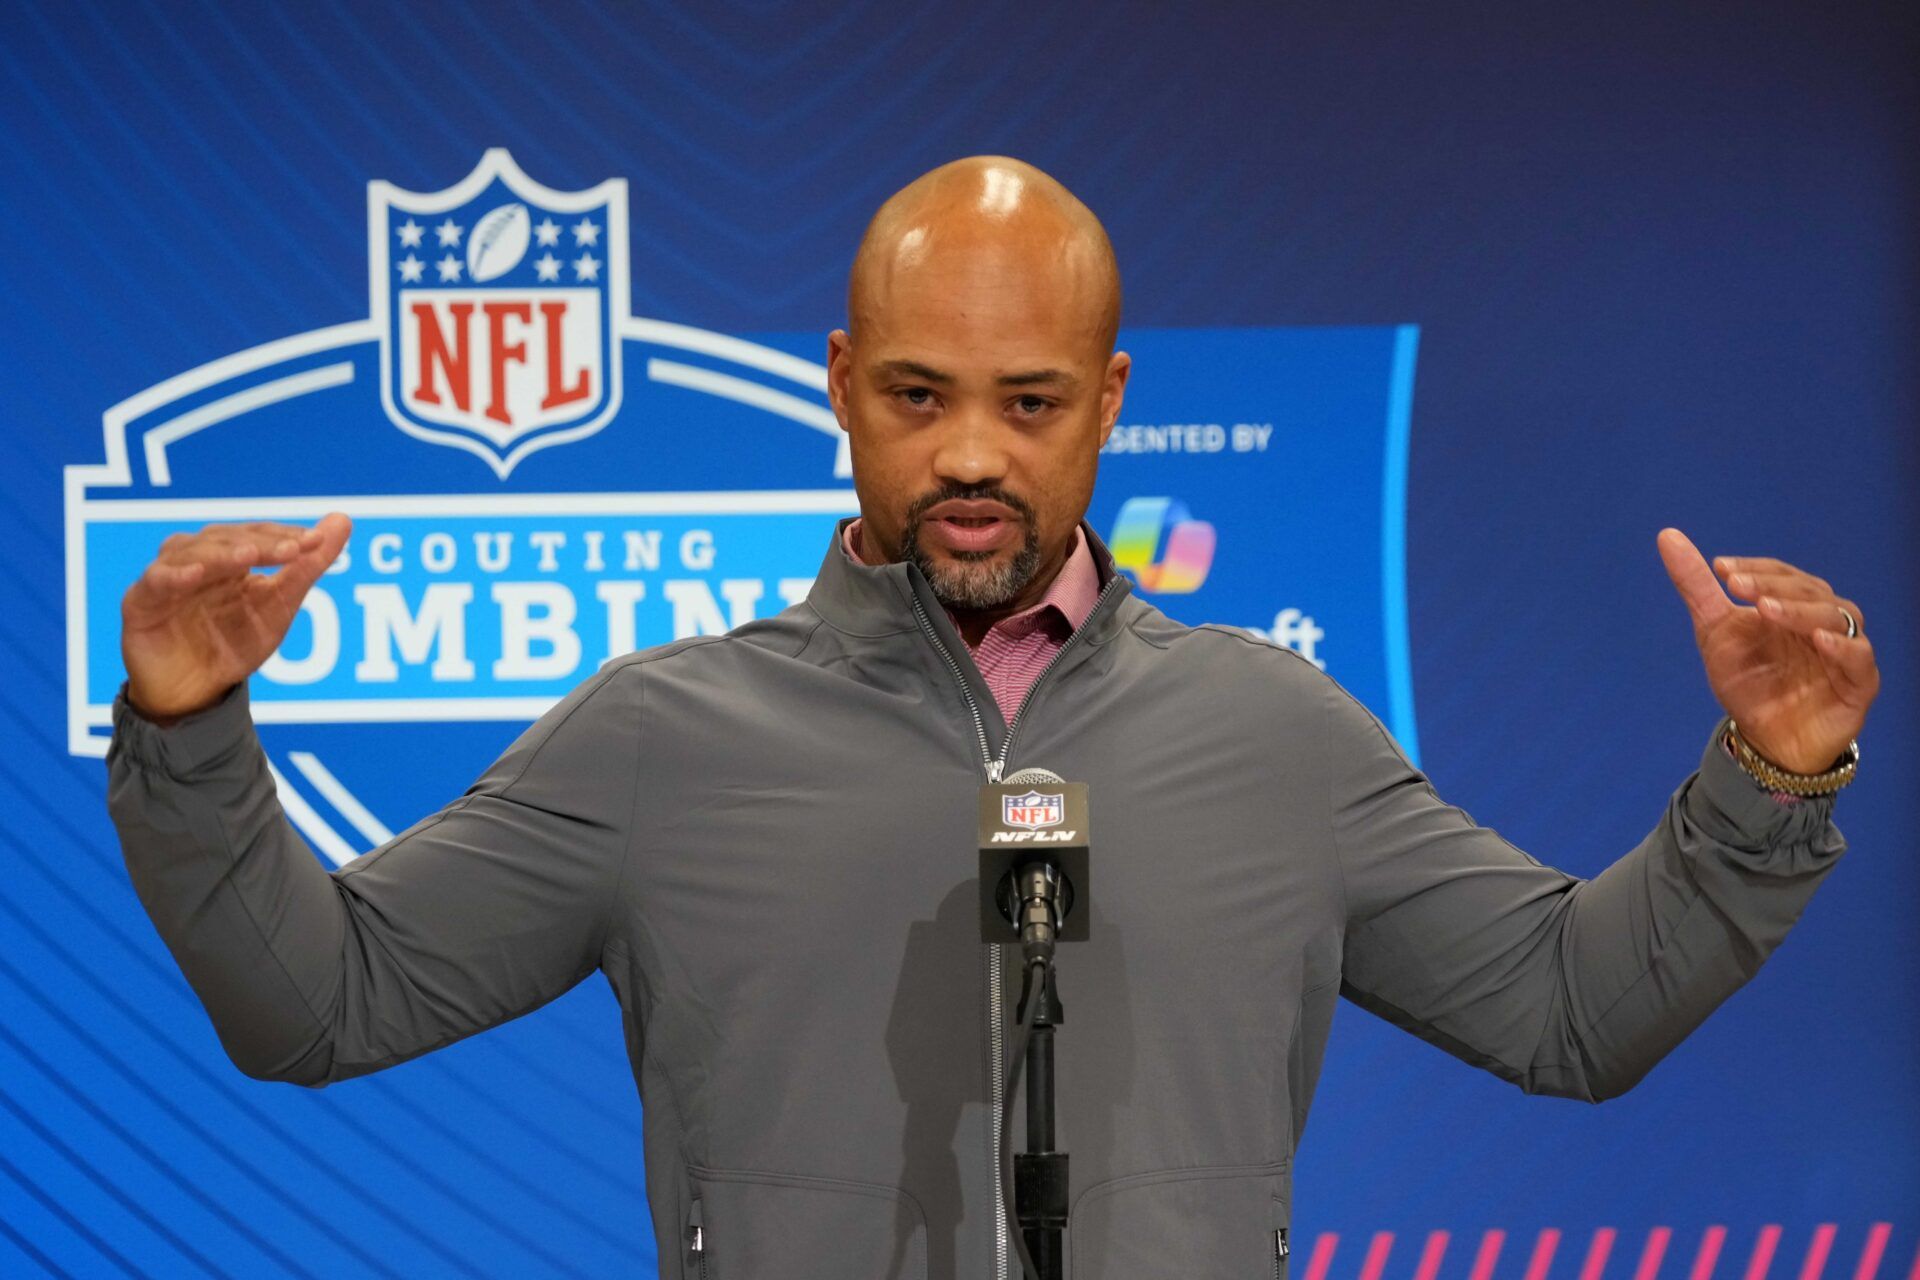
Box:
[1656,527,1734,629]
[158,522,318,552]
[1722,571,1834,605]
[1754,594,1865,638]
[166,518,339,568]
[1712,554,1827,584]
[1755,589,1874,704]
[265,512,353,607]
[314,511,353,550]
[155,521,316,574]
[1716,551,1865,637]
[1717,563,1834,606]
[1721,550,1876,702]
[127,517,347,618]
[122,556,207,621]
[1815,628,1879,705]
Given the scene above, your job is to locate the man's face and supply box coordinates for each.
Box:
[828,238,1129,613]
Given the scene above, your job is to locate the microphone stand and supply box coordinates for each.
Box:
[1014,957,1067,1280]
[981,776,1089,1280]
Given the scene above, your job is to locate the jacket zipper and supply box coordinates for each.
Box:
[1276,1226,1289,1279]
[908,576,1124,1280]
[688,1199,707,1279]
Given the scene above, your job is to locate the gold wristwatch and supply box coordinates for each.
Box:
[1725,720,1859,796]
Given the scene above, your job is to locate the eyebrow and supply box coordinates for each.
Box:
[873,359,953,384]
[870,360,1080,392]
[996,368,1077,390]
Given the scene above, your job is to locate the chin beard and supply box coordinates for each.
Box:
[918,542,1044,610]
[899,486,1044,611]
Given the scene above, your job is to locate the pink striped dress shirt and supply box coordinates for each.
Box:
[843,519,1102,724]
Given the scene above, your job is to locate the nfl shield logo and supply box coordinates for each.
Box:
[370,149,627,478]
[1003,791,1066,829]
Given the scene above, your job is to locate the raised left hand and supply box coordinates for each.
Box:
[1657,528,1878,773]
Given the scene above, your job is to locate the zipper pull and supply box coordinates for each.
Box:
[687,1199,705,1255]
[1277,1227,1289,1258]
[987,759,1005,784]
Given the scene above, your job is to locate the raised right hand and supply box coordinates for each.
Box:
[120,513,354,722]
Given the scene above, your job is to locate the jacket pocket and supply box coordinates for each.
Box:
[1069,1160,1291,1280]
[685,1166,928,1280]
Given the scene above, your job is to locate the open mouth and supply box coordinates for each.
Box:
[920,499,1024,553]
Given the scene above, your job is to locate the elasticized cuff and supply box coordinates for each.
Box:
[1684,714,1845,862]
[108,680,257,776]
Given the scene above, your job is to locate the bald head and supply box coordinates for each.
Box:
[848,156,1122,355]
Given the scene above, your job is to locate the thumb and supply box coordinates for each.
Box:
[268,511,352,607]
[1656,527,1733,631]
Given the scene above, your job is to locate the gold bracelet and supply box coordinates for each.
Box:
[1725,720,1859,796]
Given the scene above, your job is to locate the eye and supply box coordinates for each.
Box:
[1012,394,1054,417]
[893,386,937,410]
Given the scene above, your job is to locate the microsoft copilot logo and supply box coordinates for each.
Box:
[1107,496,1216,593]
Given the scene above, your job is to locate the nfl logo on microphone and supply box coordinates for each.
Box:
[1003,791,1066,830]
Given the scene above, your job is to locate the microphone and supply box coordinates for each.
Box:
[977,767,1091,962]
[1003,768,1071,963]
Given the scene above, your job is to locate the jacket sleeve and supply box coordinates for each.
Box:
[1326,678,1847,1102]
[104,670,640,1087]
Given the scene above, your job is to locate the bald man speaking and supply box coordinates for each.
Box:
[108,158,1876,1280]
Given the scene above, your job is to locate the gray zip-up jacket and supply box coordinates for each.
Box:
[106,521,1847,1280]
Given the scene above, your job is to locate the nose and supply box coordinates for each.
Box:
[930,404,1011,490]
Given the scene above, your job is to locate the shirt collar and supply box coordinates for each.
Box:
[841,517,1102,639]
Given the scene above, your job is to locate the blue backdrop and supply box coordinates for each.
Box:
[1,3,1914,1278]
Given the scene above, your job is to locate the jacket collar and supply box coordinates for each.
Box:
[806,516,1133,648]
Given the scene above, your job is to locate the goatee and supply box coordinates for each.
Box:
[899,485,1044,611]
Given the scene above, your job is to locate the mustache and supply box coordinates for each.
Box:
[902,483,1036,528]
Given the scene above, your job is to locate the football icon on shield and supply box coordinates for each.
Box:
[370,149,628,478]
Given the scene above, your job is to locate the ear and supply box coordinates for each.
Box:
[1097,351,1131,448]
[826,329,853,431]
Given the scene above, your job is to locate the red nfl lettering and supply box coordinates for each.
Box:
[403,296,596,430]
[540,300,590,411]
[411,301,474,411]
[483,301,531,425]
